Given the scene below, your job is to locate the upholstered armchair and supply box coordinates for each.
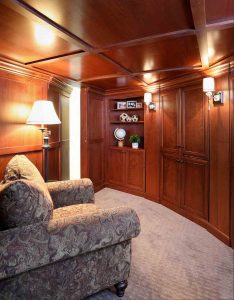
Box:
[0,155,140,299]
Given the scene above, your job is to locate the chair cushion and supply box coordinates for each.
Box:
[2,155,45,185]
[0,180,53,230]
[53,203,98,219]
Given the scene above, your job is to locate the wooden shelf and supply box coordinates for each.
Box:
[111,108,144,111]
[110,146,145,152]
[110,121,144,124]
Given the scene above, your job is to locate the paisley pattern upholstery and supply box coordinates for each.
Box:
[0,206,140,281]
[0,180,53,230]
[2,155,45,185]
[46,179,95,208]
[0,240,131,300]
[53,203,98,219]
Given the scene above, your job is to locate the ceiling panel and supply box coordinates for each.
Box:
[83,76,145,90]
[208,27,234,65]
[23,0,194,48]
[103,35,201,73]
[0,3,81,63]
[206,0,234,24]
[137,70,196,85]
[33,54,127,80]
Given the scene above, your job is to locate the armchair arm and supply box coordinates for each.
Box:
[46,178,94,208]
[0,206,140,280]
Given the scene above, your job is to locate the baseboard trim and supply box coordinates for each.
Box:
[144,193,160,203]
[206,223,230,246]
[94,183,106,192]
[105,183,145,198]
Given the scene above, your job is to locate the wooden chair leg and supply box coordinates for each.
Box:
[114,280,128,297]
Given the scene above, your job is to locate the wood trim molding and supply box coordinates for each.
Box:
[190,0,209,68]
[0,58,51,82]
[0,145,42,156]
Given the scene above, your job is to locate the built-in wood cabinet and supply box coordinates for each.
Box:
[108,146,145,193]
[106,95,145,194]
[108,147,125,186]
[160,85,209,221]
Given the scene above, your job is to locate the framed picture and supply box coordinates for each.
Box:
[116,102,127,109]
[136,102,142,108]
[127,101,137,108]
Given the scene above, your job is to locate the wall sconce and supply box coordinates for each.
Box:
[144,92,156,111]
[26,100,61,182]
[203,77,224,107]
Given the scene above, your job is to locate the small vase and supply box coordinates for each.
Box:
[132,143,139,149]
[118,140,124,147]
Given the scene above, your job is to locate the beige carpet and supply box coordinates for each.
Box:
[87,188,234,300]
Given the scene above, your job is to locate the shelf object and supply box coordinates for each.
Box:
[108,96,144,148]
[111,108,144,111]
[110,121,144,124]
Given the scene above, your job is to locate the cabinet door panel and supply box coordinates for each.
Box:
[182,86,208,158]
[108,148,125,186]
[89,143,105,187]
[181,159,209,220]
[161,89,180,154]
[125,150,145,191]
[161,155,180,206]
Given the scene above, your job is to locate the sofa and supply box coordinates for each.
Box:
[0,155,140,299]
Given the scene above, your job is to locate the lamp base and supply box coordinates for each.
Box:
[39,127,51,182]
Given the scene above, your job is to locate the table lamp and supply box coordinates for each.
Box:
[26,100,61,182]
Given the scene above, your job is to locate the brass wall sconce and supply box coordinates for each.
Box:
[144,92,156,111]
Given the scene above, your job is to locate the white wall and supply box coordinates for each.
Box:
[69,87,81,179]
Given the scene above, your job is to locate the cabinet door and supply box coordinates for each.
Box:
[161,89,180,155]
[160,154,181,207]
[181,86,209,159]
[181,158,209,220]
[108,148,125,186]
[125,150,145,192]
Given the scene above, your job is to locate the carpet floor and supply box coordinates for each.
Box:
[87,188,234,300]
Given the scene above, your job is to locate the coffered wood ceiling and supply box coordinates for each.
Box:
[0,0,233,91]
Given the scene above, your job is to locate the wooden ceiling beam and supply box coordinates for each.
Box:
[5,0,93,52]
[26,50,87,66]
[95,29,196,52]
[190,0,209,68]
[80,74,130,82]
[132,66,202,76]
[97,53,148,86]
[206,19,234,31]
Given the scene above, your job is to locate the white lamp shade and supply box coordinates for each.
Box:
[144,92,152,105]
[27,100,61,125]
[203,77,215,92]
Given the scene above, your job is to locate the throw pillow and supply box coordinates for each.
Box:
[2,155,45,185]
[0,180,53,230]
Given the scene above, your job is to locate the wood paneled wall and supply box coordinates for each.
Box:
[209,73,231,243]
[81,62,233,247]
[81,87,105,191]
[0,68,61,181]
[144,93,160,201]
[230,61,234,248]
